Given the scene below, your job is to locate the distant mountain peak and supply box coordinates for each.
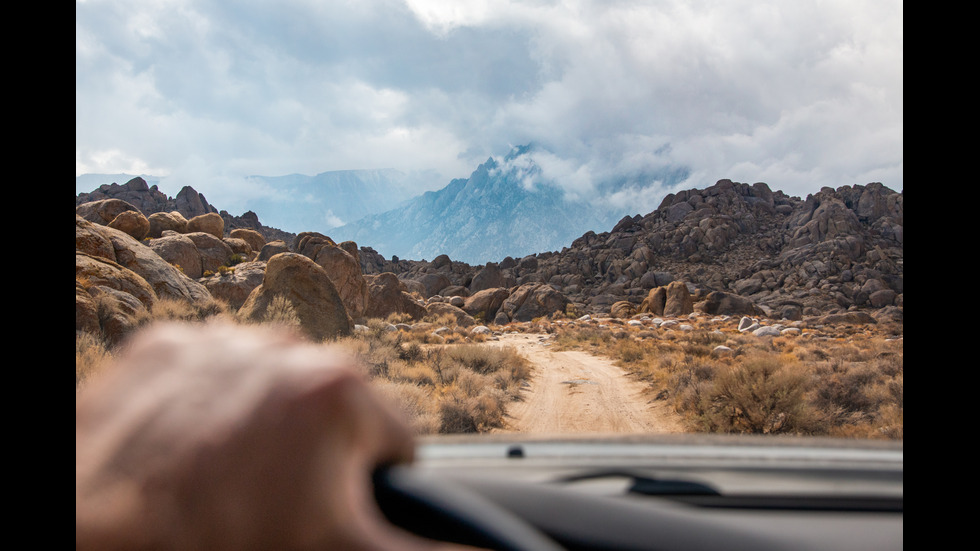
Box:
[329,147,649,264]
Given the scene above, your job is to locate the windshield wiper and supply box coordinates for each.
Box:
[556,468,720,496]
[554,469,902,512]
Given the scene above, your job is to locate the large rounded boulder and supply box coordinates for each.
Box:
[204,261,267,311]
[229,228,266,254]
[147,211,189,238]
[186,212,225,239]
[75,198,141,226]
[499,283,569,322]
[237,253,352,340]
[310,243,368,322]
[362,272,427,321]
[462,287,511,322]
[696,291,764,316]
[663,281,695,317]
[107,210,150,240]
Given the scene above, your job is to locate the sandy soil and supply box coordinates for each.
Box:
[489,333,686,435]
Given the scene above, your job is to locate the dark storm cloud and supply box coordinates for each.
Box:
[76,0,902,212]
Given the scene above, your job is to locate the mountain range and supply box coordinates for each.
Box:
[241,169,430,232]
[76,146,690,264]
[328,147,641,263]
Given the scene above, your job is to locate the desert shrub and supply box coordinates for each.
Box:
[423,312,458,327]
[373,381,441,435]
[812,363,882,419]
[679,342,713,358]
[442,345,530,379]
[616,340,646,364]
[385,312,414,325]
[357,333,404,379]
[261,294,302,329]
[685,330,726,347]
[76,331,111,390]
[553,325,613,350]
[400,341,425,364]
[699,355,822,435]
[147,296,231,324]
[91,293,141,344]
[429,351,462,386]
[871,349,904,378]
[336,323,531,434]
[148,297,197,321]
[454,369,491,397]
[437,385,508,433]
[388,361,438,387]
[438,390,480,433]
[666,358,720,418]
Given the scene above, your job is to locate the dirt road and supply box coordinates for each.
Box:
[490,333,686,435]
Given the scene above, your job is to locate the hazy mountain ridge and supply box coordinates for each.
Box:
[76,168,430,236]
[243,169,428,232]
[328,148,688,264]
[76,147,690,264]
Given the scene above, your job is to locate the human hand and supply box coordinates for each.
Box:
[76,321,471,550]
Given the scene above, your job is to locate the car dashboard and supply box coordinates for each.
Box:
[374,434,903,551]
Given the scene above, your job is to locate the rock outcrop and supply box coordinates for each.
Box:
[499,283,570,322]
[293,233,369,322]
[186,212,225,239]
[461,287,511,323]
[355,179,902,321]
[203,261,267,310]
[76,215,215,344]
[76,216,211,304]
[237,253,353,340]
[148,211,189,238]
[362,272,428,321]
[77,177,292,243]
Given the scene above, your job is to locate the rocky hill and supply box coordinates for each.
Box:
[356,179,902,319]
[76,177,296,243]
[75,174,902,347]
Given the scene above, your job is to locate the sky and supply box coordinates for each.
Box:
[76,0,903,216]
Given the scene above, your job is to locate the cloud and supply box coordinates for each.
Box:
[77,0,903,211]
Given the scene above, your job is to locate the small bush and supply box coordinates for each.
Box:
[700,355,822,435]
[145,297,231,324]
[386,312,414,325]
[373,381,441,435]
[437,385,507,433]
[400,341,425,364]
[616,340,646,364]
[76,332,111,390]
[262,295,300,328]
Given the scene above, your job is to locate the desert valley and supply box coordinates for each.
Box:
[76,175,903,439]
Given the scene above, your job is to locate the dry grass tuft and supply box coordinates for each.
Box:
[336,321,532,434]
[76,331,112,390]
